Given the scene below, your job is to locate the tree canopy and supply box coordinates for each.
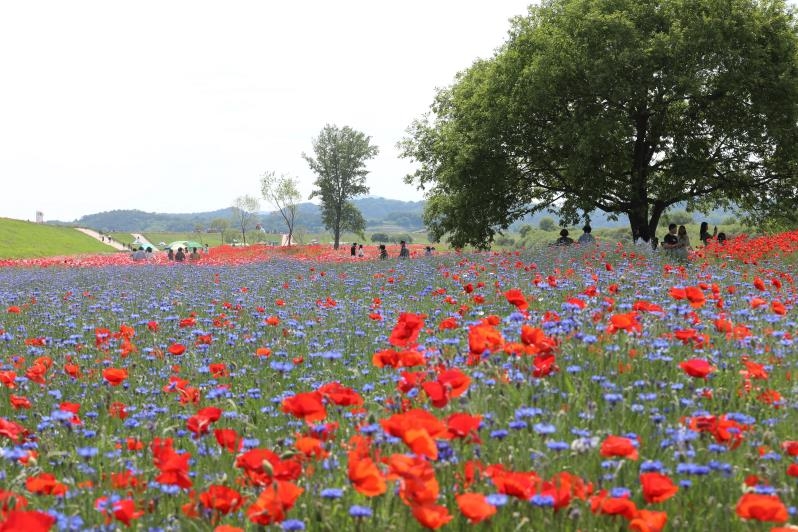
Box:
[304,124,378,249]
[402,0,798,247]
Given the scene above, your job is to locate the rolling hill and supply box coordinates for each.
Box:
[0,218,115,259]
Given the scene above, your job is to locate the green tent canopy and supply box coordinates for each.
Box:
[164,241,203,251]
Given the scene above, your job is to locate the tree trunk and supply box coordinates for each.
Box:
[333,207,341,250]
[628,207,650,242]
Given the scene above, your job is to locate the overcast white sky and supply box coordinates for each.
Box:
[0,0,531,222]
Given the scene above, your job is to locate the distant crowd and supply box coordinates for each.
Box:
[349,240,434,260]
[130,245,209,262]
[553,221,727,259]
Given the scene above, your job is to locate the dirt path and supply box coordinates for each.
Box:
[75,228,127,251]
[130,233,158,251]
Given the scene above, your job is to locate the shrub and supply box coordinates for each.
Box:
[539,217,556,231]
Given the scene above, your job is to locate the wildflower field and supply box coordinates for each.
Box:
[1,234,798,531]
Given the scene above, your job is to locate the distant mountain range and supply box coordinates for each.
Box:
[50,197,426,233]
[49,196,734,234]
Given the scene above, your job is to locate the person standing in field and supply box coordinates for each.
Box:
[175,247,186,262]
[399,240,410,258]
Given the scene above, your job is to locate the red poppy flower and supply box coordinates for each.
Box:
[607,312,642,334]
[111,499,144,526]
[168,343,186,356]
[446,413,482,441]
[629,509,668,532]
[735,493,788,523]
[455,492,495,523]
[504,288,529,311]
[590,490,638,520]
[685,286,706,307]
[679,359,715,379]
[0,371,17,389]
[468,322,505,355]
[0,418,28,442]
[246,481,303,526]
[486,465,540,500]
[214,428,243,453]
[102,368,128,386]
[381,409,447,459]
[600,435,639,460]
[25,473,67,496]
[281,392,327,423]
[640,472,678,503]
[348,454,387,497]
[389,312,426,347]
[199,485,245,515]
[9,395,31,410]
[317,382,363,406]
[0,510,56,532]
[411,504,452,529]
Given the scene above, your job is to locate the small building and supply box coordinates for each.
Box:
[35,211,44,223]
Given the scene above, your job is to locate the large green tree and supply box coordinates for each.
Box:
[402,0,798,247]
[304,124,378,249]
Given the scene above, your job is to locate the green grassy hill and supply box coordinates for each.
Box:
[0,218,115,259]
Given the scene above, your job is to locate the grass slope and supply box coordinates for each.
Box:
[0,218,114,259]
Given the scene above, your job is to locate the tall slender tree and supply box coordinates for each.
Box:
[261,171,301,246]
[231,195,260,245]
[303,124,378,249]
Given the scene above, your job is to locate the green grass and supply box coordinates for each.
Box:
[0,218,116,259]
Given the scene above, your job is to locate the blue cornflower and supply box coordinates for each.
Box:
[77,447,98,459]
[533,423,556,435]
[610,487,631,498]
[321,488,344,499]
[546,441,569,451]
[349,505,373,518]
[530,494,555,507]
[486,493,509,506]
[282,519,305,530]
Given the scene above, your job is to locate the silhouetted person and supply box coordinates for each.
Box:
[578,225,595,244]
[699,221,717,246]
[175,247,185,262]
[555,229,574,246]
